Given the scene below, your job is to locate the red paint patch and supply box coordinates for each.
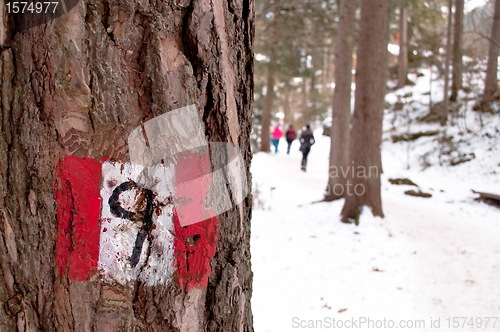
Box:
[173,151,218,291]
[173,211,218,292]
[55,156,102,281]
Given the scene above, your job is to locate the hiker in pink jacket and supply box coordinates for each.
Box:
[271,125,283,153]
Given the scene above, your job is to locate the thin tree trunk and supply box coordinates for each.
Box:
[397,4,408,89]
[341,0,389,222]
[483,0,500,103]
[450,0,464,102]
[310,62,317,112]
[260,66,274,152]
[322,44,330,94]
[283,89,293,127]
[301,76,308,124]
[0,1,254,331]
[325,0,356,201]
[442,0,453,125]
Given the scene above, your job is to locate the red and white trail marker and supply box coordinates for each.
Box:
[55,105,248,289]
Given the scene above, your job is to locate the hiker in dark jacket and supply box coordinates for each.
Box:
[285,125,296,154]
[299,124,315,171]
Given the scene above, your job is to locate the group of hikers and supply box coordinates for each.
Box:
[270,124,315,172]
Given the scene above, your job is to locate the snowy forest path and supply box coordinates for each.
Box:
[251,133,500,332]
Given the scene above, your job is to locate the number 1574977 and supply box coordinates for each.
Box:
[6,2,59,14]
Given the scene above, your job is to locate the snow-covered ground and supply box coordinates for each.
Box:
[250,69,500,331]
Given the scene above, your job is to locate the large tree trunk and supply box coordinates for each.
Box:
[341,0,389,222]
[397,4,408,89]
[450,0,464,102]
[483,0,500,103]
[325,0,356,201]
[0,1,254,331]
[260,66,274,152]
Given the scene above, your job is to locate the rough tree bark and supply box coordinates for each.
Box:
[450,0,464,102]
[0,0,254,331]
[483,0,500,104]
[340,0,389,222]
[397,3,408,89]
[325,0,356,201]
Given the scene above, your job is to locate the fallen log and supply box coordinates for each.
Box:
[472,190,500,207]
[389,178,418,186]
[404,190,432,198]
[391,130,440,143]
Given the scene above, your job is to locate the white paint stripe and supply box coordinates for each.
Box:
[98,161,176,286]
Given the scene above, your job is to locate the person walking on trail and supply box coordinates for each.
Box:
[299,124,315,171]
[285,125,296,154]
[271,125,283,154]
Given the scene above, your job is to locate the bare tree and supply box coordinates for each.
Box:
[442,0,453,125]
[0,0,254,330]
[450,0,464,101]
[483,0,500,104]
[341,0,389,222]
[325,0,357,201]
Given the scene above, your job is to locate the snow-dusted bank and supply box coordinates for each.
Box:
[251,69,500,331]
